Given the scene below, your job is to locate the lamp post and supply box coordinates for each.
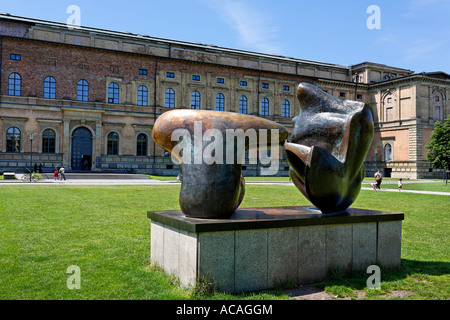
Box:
[375,148,378,173]
[29,132,34,182]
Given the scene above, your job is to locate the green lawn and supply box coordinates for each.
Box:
[146,174,291,181]
[363,181,450,193]
[0,183,448,300]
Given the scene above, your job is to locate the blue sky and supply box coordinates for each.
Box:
[2,0,449,73]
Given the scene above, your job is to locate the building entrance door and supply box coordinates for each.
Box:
[71,127,93,170]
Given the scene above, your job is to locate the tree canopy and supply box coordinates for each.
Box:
[426,115,450,173]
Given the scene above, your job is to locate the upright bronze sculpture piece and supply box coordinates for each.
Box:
[152,109,288,219]
[285,83,374,213]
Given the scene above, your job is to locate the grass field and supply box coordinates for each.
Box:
[362,181,450,193]
[0,182,448,300]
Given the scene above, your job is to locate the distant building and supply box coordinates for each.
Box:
[0,14,448,178]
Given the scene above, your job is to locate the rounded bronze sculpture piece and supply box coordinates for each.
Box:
[152,109,288,219]
[285,83,374,214]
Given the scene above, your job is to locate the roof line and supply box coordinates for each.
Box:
[0,13,350,70]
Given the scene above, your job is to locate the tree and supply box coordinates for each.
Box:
[426,115,450,184]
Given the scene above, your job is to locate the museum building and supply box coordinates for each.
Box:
[0,14,448,178]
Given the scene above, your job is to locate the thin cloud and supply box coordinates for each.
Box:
[404,39,448,62]
[402,0,450,18]
[201,0,282,54]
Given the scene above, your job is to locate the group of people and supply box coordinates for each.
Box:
[33,163,44,173]
[53,166,66,181]
[371,169,403,191]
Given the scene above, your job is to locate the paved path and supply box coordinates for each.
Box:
[2,173,449,196]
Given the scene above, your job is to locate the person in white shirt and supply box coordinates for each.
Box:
[372,169,382,190]
[59,166,66,181]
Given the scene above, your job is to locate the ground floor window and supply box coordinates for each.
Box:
[136,133,148,156]
[6,127,21,152]
[384,143,392,162]
[42,129,56,153]
[107,132,119,155]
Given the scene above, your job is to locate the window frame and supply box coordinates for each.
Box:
[108,82,119,104]
[384,143,393,162]
[282,100,290,118]
[77,79,89,102]
[42,128,56,154]
[239,95,248,114]
[165,88,175,108]
[261,98,269,116]
[44,76,56,99]
[6,127,21,153]
[8,73,21,96]
[215,93,225,111]
[10,54,21,60]
[107,132,119,155]
[137,85,148,106]
[191,90,201,110]
[136,133,148,156]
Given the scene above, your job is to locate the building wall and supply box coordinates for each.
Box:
[0,16,449,178]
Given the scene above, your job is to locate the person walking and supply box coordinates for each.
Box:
[59,165,66,181]
[54,166,59,181]
[398,178,403,191]
[374,169,382,190]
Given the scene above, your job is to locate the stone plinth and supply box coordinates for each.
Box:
[148,206,403,293]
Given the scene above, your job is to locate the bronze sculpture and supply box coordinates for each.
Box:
[152,109,288,219]
[284,83,374,213]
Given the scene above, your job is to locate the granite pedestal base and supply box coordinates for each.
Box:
[148,206,403,293]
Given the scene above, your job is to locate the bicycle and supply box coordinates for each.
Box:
[21,168,39,182]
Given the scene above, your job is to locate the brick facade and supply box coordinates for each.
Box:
[0,15,449,178]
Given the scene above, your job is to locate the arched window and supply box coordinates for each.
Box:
[216,93,225,111]
[433,92,444,121]
[6,127,21,152]
[165,88,175,108]
[77,80,89,101]
[136,133,148,156]
[191,91,200,109]
[44,76,56,99]
[42,129,56,153]
[8,73,21,96]
[108,82,119,104]
[137,85,148,106]
[384,143,392,162]
[261,98,269,116]
[107,132,119,155]
[239,96,248,114]
[282,100,290,118]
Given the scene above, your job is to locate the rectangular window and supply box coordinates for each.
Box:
[139,69,148,75]
[192,75,200,81]
[357,94,363,100]
[166,72,175,78]
[340,92,346,98]
[262,83,269,89]
[217,78,224,84]
[283,85,290,91]
[10,54,21,60]
[240,81,247,86]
